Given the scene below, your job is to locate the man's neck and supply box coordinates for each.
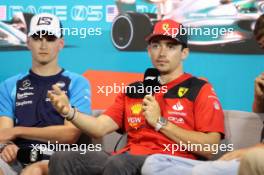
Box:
[31,64,62,77]
[160,67,184,85]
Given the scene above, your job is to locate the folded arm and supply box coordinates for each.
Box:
[0,116,80,144]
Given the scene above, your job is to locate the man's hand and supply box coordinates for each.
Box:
[20,160,49,175]
[47,84,70,116]
[0,128,17,142]
[142,95,161,128]
[219,148,249,161]
[0,144,19,163]
[254,72,264,101]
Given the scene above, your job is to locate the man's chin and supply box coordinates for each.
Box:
[38,61,50,65]
[156,67,169,74]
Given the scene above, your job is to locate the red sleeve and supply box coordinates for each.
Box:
[103,93,125,129]
[194,83,225,138]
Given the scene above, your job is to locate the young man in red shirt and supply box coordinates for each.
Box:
[141,15,264,175]
[47,19,224,175]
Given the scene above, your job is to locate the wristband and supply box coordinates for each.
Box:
[65,107,78,121]
[61,106,73,118]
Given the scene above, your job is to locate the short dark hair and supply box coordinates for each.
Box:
[254,14,264,40]
[148,35,187,50]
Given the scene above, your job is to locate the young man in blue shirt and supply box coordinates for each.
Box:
[0,13,91,175]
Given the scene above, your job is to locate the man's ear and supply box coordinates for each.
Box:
[26,37,31,50]
[58,38,65,50]
[181,47,189,61]
[147,45,151,57]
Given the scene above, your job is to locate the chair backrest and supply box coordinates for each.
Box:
[211,110,264,160]
[92,110,264,157]
[223,110,264,150]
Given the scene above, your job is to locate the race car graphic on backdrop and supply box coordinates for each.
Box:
[111,0,264,54]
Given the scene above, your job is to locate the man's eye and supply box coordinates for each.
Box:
[167,44,176,49]
[32,34,41,40]
[151,44,160,48]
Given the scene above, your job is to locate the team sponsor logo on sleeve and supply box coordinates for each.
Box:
[168,116,185,124]
[23,80,31,87]
[167,100,187,117]
[19,79,34,91]
[168,111,187,117]
[127,103,144,129]
[128,117,142,129]
[213,101,220,110]
[208,95,219,100]
[130,103,142,115]
[211,87,217,96]
[172,101,184,111]
[17,92,34,100]
[178,87,188,97]
[16,100,33,106]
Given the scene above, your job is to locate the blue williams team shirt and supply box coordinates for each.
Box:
[0,69,91,148]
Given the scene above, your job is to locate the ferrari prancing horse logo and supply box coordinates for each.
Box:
[178,87,189,97]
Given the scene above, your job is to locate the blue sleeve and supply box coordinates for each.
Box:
[0,76,18,120]
[67,73,91,115]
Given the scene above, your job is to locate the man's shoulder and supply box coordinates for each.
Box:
[165,75,209,101]
[168,75,207,90]
[62,70,87,82]
[0,72,28,88]
[189,76,208,86]
[62,70,90,91]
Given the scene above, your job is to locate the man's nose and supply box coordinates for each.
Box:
[40,38,48,49]
[159,45,167,57]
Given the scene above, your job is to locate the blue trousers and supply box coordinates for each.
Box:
[0,158,23,175]
[141,154,239,175]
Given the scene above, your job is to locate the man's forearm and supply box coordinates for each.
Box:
[70,112,118,139]
[160,122,221,159]
[253,97,264,113]
[14,125,80,144]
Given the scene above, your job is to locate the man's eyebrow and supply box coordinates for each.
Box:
[166,41,180,45]
[150,40,159,44]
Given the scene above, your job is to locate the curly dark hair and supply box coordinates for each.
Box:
[254,14,264,40]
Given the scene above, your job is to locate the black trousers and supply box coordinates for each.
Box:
[49,151,148,175]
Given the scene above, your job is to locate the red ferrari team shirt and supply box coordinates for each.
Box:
[104,73,225,159]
